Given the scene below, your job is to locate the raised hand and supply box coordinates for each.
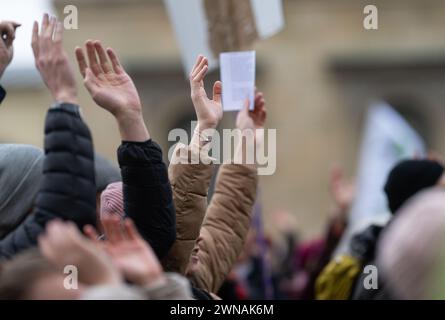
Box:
[75,40,149,142]
[236,91,267,132]
[329,165,355,213]
[31,14,77,104]
[0,20,20,78]
[38,220,122,286]
[234,91,267,164]
[75,41,141,118]
[190,55,223,131]
[84,217,165,287]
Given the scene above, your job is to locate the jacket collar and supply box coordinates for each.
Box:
[0,85,5,104]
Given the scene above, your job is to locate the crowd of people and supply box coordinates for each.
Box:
[0,14,445,300]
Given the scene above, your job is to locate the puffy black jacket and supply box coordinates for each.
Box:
[350,224,394,300]
[0,103,96,260]
[118,140,175,259]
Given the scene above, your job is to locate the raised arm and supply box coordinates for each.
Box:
[187,93,266,293]
[0,15,96,259]
[163,55,222,273]
[75,41,175,258]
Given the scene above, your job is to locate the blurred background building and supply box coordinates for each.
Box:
[1,0,445,239]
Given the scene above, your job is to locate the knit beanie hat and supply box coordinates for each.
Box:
[94,154,121,193]
[377,188,445,299]
[384,159,444,214]
[100,182,124,219]
[0,144,44,238]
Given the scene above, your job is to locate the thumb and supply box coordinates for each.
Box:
[212,81,222,103]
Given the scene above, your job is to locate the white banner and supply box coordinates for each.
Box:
[335,102,426,255]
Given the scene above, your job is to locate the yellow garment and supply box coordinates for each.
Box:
[315,255,361,300]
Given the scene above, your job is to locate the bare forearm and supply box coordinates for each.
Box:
[116,112,150,142]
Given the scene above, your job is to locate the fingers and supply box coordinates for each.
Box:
[123,218,139,241]
[102,216,125,244]
[94,41,112,73]
[44,16,57,39]
[77,41,123,77]
[31,21,39,57]
[259,107,267,124]
[40,13,49,36]
[106,47,123,74]
[38,234,52,261]
[191,57,208,82]
[32,14,63,59]
[190,55,209,99]
[254,92,265,110]
[253,91,266,120]
[255,92,264,106]
[212,81,222,103]
[53,21,63,43]
[86,40,103,76]
[38,220,66,258]
[190,55,204,79]
[251,91,267,127]
[83,225,101,242]
[75,47,88,78]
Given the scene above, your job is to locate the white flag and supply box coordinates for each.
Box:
[335,102,426,255]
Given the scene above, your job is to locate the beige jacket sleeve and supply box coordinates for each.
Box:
[162,143,214,274]
[191,163,258,293]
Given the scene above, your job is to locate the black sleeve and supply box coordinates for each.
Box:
[118,139,176,259]
[0,103,96,260]
[0,85,6,104]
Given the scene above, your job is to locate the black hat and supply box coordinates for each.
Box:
[384,159,444,214]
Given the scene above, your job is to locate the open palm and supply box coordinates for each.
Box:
[75,40,141,118]
[85,217,164,286]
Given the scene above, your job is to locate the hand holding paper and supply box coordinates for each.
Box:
[220,51,256,111]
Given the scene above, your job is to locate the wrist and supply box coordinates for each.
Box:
[116,111,150,142]
[54,89,77,105]
[115,109,143,124]
[198,119,218,132]
[191,123,216,148]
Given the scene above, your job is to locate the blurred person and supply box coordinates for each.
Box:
[75,40,176,259]
[0,15,98,259]
[350,159,445,299]
[297,166,354,300]
[0,218,192,300]
[0,145,43,239]
[100,181,124,220]
[161,55,265,299]
[94,154,121,230]
[376,188,445,300]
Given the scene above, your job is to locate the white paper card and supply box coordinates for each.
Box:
[220,51,256,112]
